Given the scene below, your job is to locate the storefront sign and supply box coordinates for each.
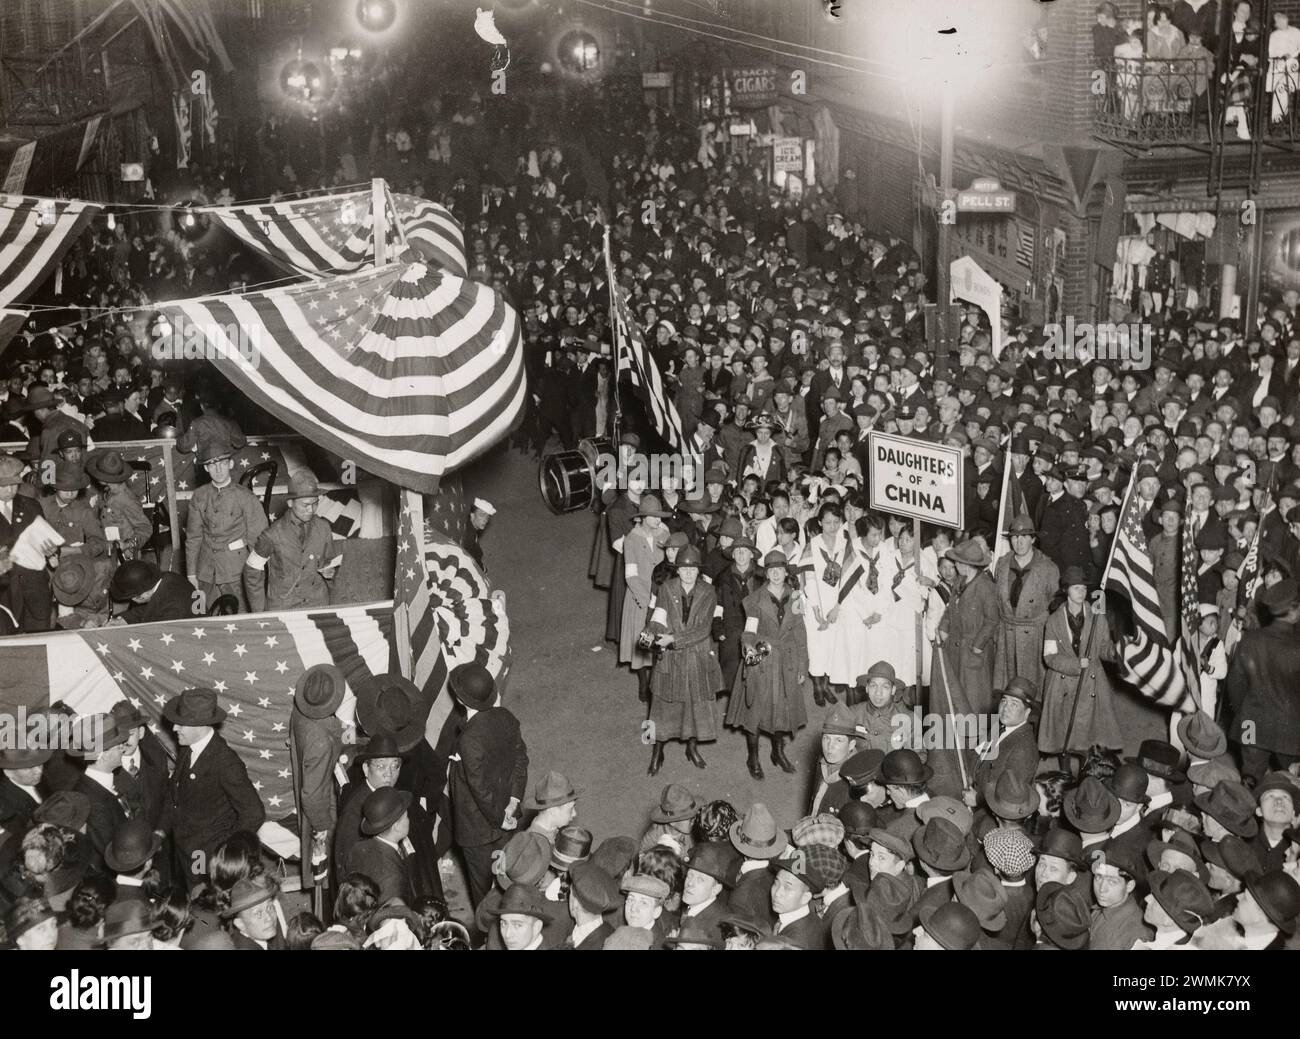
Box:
[3,141,36,194]
[773,137,802,173]
[729,67,777,107]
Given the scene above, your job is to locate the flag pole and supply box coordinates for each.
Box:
[990,435,1014,569]
[604,226,622,443]
[1098,461,1138,591]
[372,178,388,267]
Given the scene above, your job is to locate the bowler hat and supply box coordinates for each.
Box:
[109,559,162,600]
[1127,739,1187,784]
[448,663,496,711]
[355,733,407,762]
[672,545,704,569]
[1108,762,1153,805]
[953,868,1008,932]
[650,783,701,823]
[220,874,276,920]
[550,826,593,871]
[686,841,735,885]
[525,769,581,810]
[285,469,320,500]
[840,748,885,788]
[913,817,971,872]
[984,770,1040,820]
[33,790,91,832]
[880,748,933,786]
[1177,711,1228,759]
[1244,870,1300,934]
[51,556,97,606]
[838,801,877,841]
[1064,776,1121,833]
[85,449,133,485]
[355,673,431,752]
[945,539,990,568]
[729,802,786,859]
[831,903,894,950]
[1038,827,1086,870]
[918,902,981,950]
[569,861,621,914]
[162,688,226,727]
[1034,882,1091,949]
[1194,780,1259,838]
[293,663,346,720]
[103,900,154,941]
[104,819,163,874]
[360,787,412,835]
[1149,869,1214,935]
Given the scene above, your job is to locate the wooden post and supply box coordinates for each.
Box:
[372,177,387,266]
[914,515,924,702]
[160,439,181,571]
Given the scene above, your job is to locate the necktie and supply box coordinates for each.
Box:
[1009,564,1028,610]
[865,553,879,595]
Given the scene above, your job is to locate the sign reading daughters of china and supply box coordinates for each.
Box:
[867,432,964,530]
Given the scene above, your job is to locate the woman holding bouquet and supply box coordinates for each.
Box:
[727,551,809,780]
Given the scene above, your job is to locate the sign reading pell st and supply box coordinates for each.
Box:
[867,432,964,529]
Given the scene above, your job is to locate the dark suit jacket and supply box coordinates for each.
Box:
[678,894,731,942]
[774,908,829,949]
[566,920,613,950]
[0,494,41,553]
[73,772,129,870]
[346,836,412,904]
[0,774,46,835]
[335,778,444,900]
[161,733,265,870]
[123,573,199,624]
[972,722,1040,798]
[449,707,529,848]
[113,728,170,829]
[728,864,777,928]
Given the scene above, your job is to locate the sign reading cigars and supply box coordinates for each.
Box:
[730,67,777,107]
[867,431,964,529]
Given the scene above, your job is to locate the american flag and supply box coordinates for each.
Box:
[201,83,219,145]
[604,230,701,458]
[1104,471,1197,710]
[1236,521,1263,613]
[173,92,192,169]
[157,261,526,494]
[1015,221,1035,270]
[0,307,25,357]
[391,194,468,277]
[992,438,1029,567]
[0,604,397,821]
[0,195,102,307]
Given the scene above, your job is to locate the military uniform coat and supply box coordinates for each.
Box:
[98,487,152,560]
[619,523,665,668]
[1039,493,1092,577]
[41,496,107,559]
[934,569,999,716]
[648,576,724,742]
[1038,603,1123,754]
[726,585,809,736]
[992,549,1059,691]
[245,511,334,612]
[1226,618,1300,755]
[601,492,639,640]
[184,481,268,585]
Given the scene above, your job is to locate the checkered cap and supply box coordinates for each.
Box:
[802,844,849,893]
[982,827,1036,878]
[792,813,847,849]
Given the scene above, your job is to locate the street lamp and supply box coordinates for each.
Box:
[356,0,397,32]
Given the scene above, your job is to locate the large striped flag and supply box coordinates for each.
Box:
[0,195,102,306]
[391,194,468,277]
[0,307,26,358]
[156,261,526,494]
[1103,470,1197,711]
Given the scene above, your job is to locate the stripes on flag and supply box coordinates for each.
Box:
[157,261,526,494]
[0,307,26,359]
[992,439,1027,568]
[392,194,468,277]
[1015,221,1035,270]
[0,195,102,306]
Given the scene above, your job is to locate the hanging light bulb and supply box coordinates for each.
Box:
[106,212,116,231]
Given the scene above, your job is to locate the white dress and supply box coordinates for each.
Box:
[875,549,926,687]
[854,540,896,687]
[800,529,867,683]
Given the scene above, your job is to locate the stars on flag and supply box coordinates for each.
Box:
[201,652,216,666]
[234,644,248,657]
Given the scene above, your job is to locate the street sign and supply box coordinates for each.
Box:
[773,137,802,172]
[956,177,1016,213]
[867,431,965,529]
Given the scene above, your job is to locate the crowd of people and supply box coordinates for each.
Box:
[3,69,1300,950]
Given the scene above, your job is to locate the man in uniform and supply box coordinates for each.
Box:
[462,498,496,570]
[40,462,106,562]
[23,387,89,463]
[243,470,337,612]
[185,438,268,613]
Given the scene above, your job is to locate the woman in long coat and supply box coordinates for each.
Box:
[646,545,724,775]
[1039,566,1123,760]
[714,535,763,692]
[727,550,808,779]
[603,479,645,644]
[620,494,671,702]
[992,517,1060,692]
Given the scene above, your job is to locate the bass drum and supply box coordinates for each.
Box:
[539,437,615,515]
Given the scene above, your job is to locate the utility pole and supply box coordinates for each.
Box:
[935,76,955,381]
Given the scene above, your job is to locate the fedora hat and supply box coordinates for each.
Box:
[721,536,757,559]
[220,874,277,920]
[1038,827,1086,870]
[945,539,990,568]
[880,748,933,786]
[685,841,735,885]
[1177,711,1228,759]
[85,449,133,484]
[569,861,621,914]
[651,783,701,823]
[729,802,786,859]
[1107,762,1152,805]
[860,660,905,691]
[104,819,163,873]
[448,663,496,711]
[109,559,161,601]
[494,831,551,889]
[635,494,672,519]
[864,871,918,935]
[355,673,431,752]
[33,790,91,832]
[294,663,346,720]
[110,699,144,729]
[1034,882,1091,949]
[526,770,581,810]
[1149,869,1214,935]
[1064,776,1121,833]
[1200,835,1260,880]
[1194,780,1259,838]
[1145,831,1209,884]
[355,733,407,762]
[953,868,1008,932]
[52,461,89,491]
[868,827,914,863]
[72,712,129,760]
[984,770,1040,820]
[1127,739,1187,784]
[51,556,97,606]
[1245,870,1300,935]
[838,801,877,841]
[550,825,593,871]
[162,688,226,727]
[285,469,320,500]
[664,919,725,948]
[831,903,894,950]
[918,902,981,950]
[1003,514,1038,537]
[102,900,154,941]
[912,817,971,872]
[488,883,553,923]
[360,787,412,835]
[0,743,53,769]
[19,386,57,412]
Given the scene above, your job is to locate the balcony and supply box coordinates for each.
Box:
[1093,56,1300,151]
